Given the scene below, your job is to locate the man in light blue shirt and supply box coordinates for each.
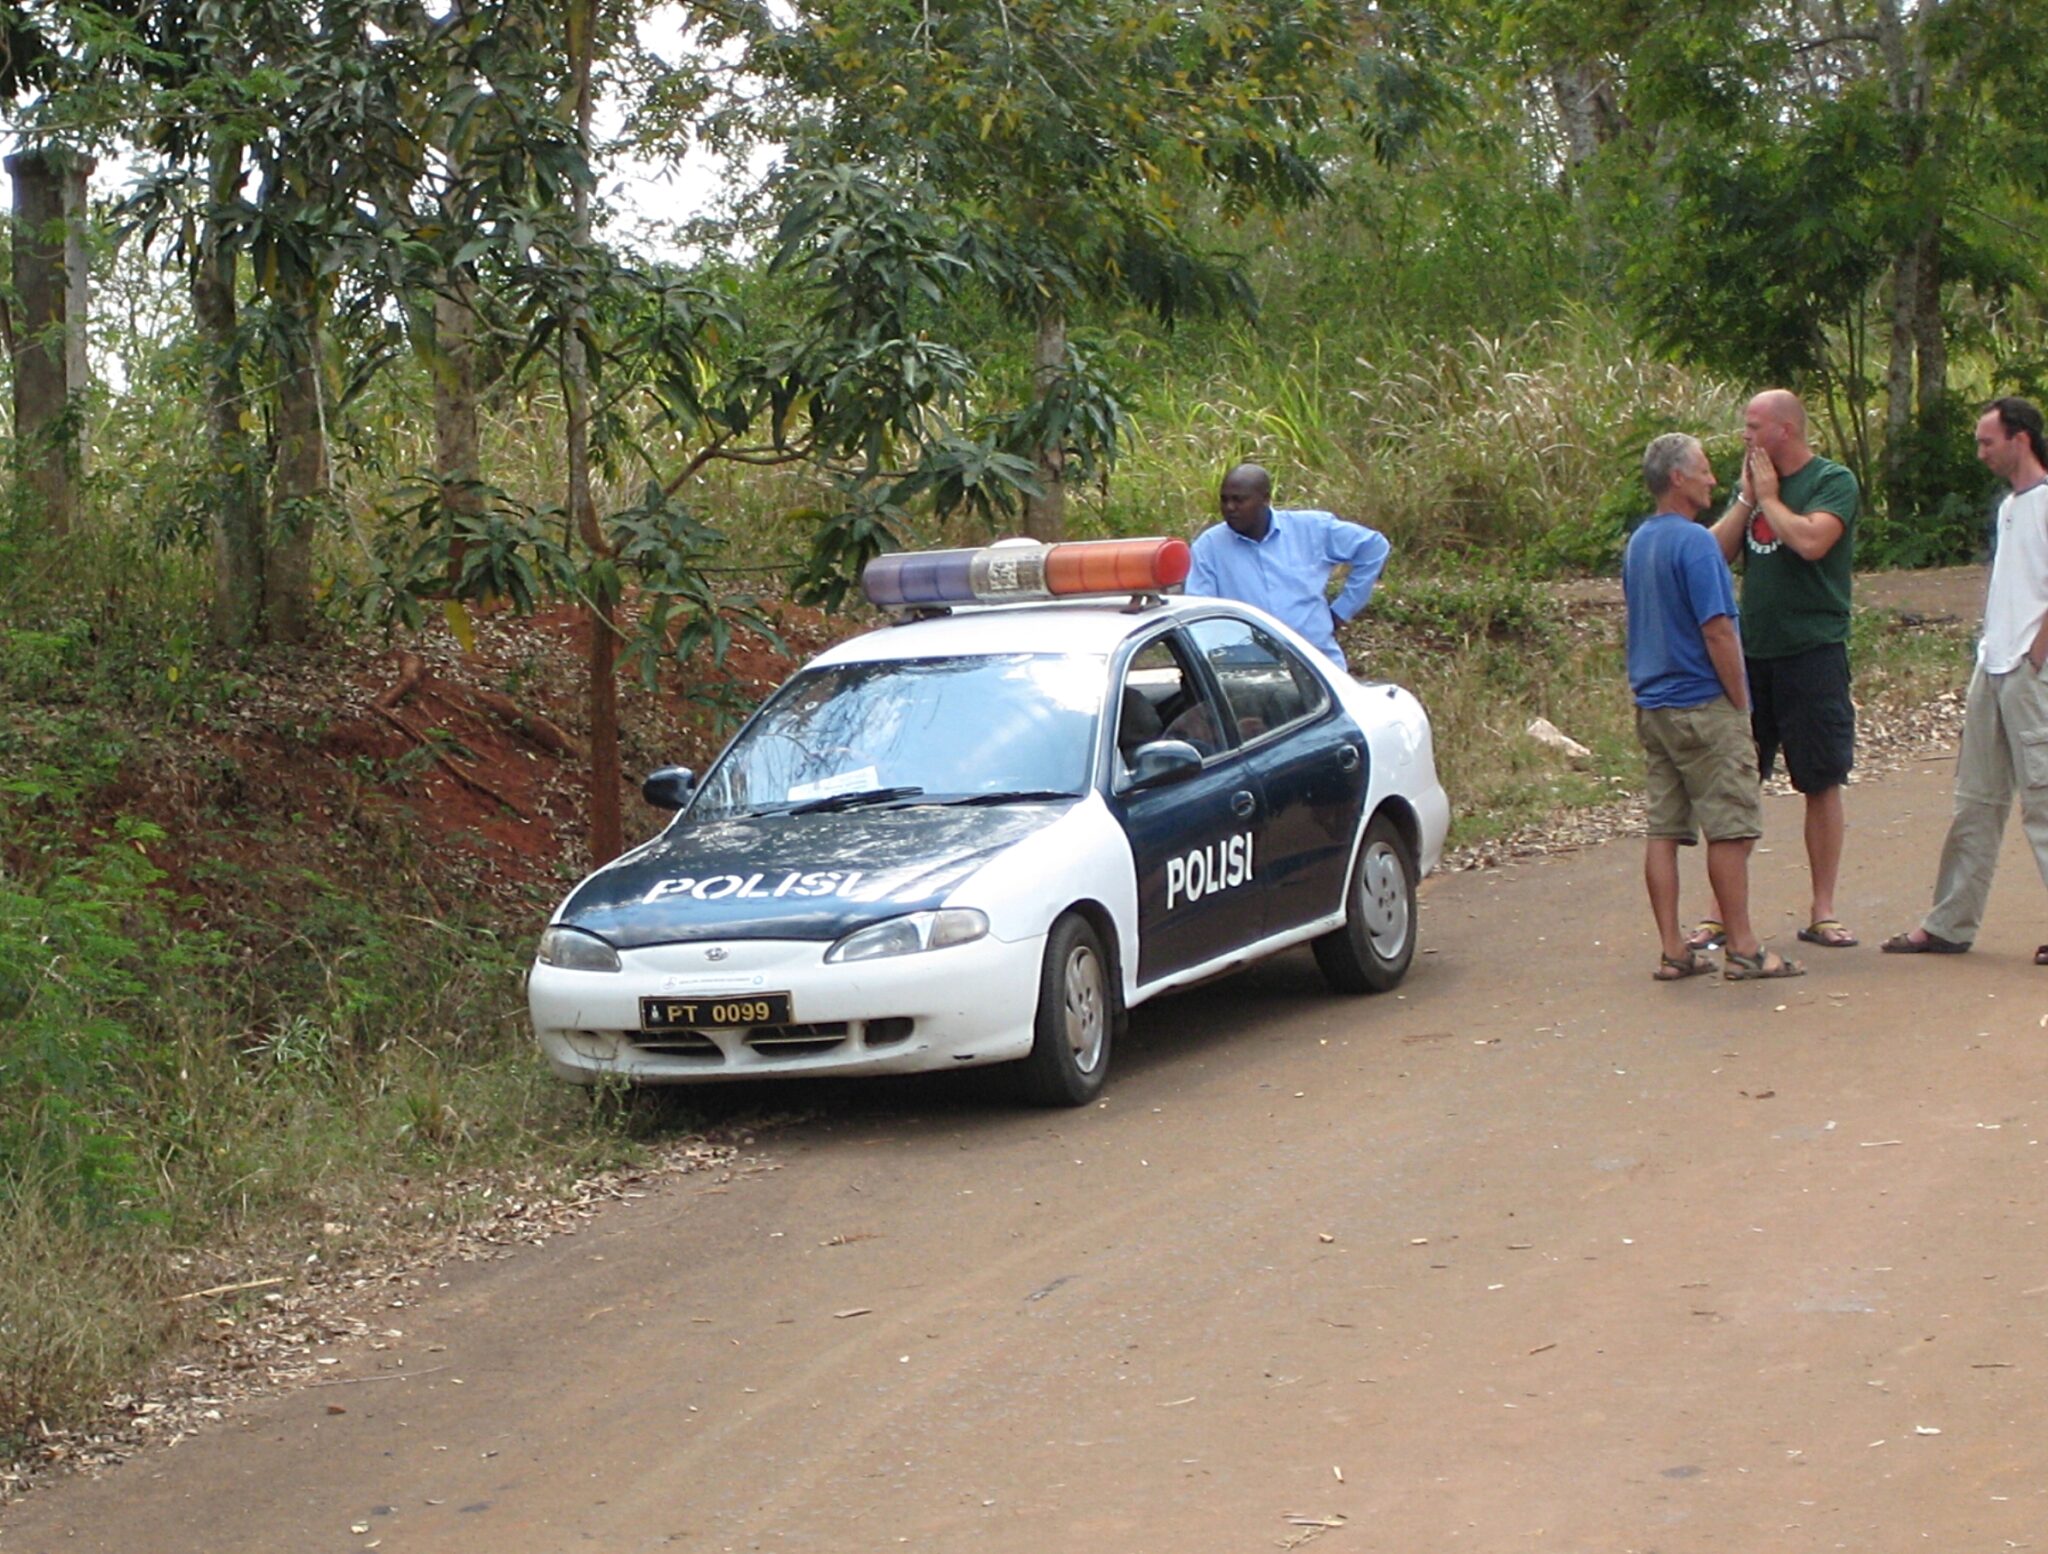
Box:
[1184,464,1390,668]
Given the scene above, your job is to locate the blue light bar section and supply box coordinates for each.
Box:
[863,548,980,608]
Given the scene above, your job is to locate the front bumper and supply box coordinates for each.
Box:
[528,930,1044,1085]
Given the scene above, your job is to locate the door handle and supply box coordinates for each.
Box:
[1337,745,1361,772]
[1230,789,1257,818]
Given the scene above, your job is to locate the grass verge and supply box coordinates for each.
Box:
[0,566,657,1457]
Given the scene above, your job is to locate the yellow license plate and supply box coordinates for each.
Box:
[639,993,792,1031]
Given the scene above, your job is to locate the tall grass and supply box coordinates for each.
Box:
[1090,308,1745,564]
[1347,569,1643,843]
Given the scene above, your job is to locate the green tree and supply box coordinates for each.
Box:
[1529,0,2048,550]
[107,0,442,644]
[731,0,1447,539]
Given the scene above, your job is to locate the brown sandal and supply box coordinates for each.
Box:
[1880,930,1968,955]
[1724,947,1805,981]
[1653,950,1715,981]
[1796,918,1859,948]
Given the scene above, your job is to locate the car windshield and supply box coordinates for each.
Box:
[690,653,1107,822]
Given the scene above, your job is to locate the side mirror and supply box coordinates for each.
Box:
[641,766,697,810]
[1125,739,1204,790]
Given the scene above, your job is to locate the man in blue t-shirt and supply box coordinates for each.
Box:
[1185,464,1390,669]
[1624,433,1802,982]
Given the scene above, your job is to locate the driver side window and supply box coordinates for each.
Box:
[1116,635,1227,767]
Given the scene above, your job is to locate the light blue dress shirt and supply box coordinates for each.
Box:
[1184,508,1391,666]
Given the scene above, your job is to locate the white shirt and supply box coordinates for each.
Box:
[1980,482,2048,673]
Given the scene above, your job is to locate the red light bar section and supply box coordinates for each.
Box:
[863,538,1191,610]
[1046,537,1190,594]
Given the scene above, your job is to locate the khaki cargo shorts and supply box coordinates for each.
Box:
[1636,696,1762,844]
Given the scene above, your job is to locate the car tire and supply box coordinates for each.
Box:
[1313,812,1418,994]
[1018,913,1115,1106]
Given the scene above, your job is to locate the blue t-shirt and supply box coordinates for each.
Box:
[1185,509,1391,667]
[1623,512,1741,710]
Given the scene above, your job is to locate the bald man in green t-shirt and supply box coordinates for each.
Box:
[1690,389,1861,955]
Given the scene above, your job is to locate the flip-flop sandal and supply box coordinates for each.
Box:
[1653,950,1715,981]
[1724,947,1806,981]
[1686,918,1727,953]
[1797,918,1859,948]
[1880,930,1969,954]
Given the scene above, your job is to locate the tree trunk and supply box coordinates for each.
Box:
[193,145,267,648]
[1545,61,1621,184]
[1911,221,1945,431]
[1023,308,1066,542]
[430,0,486,592]
[1870,0,1956,526]
[565,0,622,865]
[1882,244,1918,522]
[433,277,484,586]
[6,147,94,536]
[266,272,326,645]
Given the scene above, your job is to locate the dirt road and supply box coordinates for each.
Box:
[12,746,2048,1553]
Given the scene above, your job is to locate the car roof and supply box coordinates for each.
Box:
[812,597,1224,667]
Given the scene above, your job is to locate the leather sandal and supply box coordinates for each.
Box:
[1724,947,1805,981]
[1879,930,1968,955]
[1796,918,1859,948]
[1653,950,1715,981]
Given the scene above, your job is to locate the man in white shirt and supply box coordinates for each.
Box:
[1883,398,2048,958]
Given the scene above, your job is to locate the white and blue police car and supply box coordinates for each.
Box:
[529,537,1450,1105]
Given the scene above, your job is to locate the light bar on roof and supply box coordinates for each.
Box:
[863,537,1191,610]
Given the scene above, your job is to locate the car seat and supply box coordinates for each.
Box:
[1117,686,1166,761]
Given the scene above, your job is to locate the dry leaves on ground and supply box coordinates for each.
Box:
[1,1133,765,1506]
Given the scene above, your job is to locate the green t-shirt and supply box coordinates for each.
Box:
[1737,454,1859,660]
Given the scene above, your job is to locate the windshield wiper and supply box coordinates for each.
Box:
[786,784,926,815]
[935,789,1081,807]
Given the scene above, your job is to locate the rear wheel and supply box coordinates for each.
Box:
[1313,812,1417,994]
[1017,913,1114,1106]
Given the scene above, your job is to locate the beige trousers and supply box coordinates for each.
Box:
[1923,661,2048,944]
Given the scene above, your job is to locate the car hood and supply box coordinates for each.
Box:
[555,801,1077,947]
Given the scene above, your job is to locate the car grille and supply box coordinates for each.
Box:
[744,1022,850,1056]
[627,1030,721,1059]
[621,1018,914,1061]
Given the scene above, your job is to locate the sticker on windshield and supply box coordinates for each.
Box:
[787,766,880,803]
[1166,831,1254,911]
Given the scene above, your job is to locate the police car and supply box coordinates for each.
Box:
[529,537,1449,1105]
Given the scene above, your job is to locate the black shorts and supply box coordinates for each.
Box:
[1748,641,1853,793]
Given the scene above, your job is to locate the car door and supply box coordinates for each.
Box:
[1183,615,1366,936]
[1108,630,1268,985]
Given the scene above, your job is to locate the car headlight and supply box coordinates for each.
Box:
[825,909,990,964]
[537,925,622,973]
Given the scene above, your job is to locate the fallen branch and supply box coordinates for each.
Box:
[467,686,586,760]
[305,1365,450,1389]
[164,1276,290,1304]
[372,705,534,821]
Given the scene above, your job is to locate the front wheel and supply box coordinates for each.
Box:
[1313,812,1418,994]
[1017,913,1115,1106]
